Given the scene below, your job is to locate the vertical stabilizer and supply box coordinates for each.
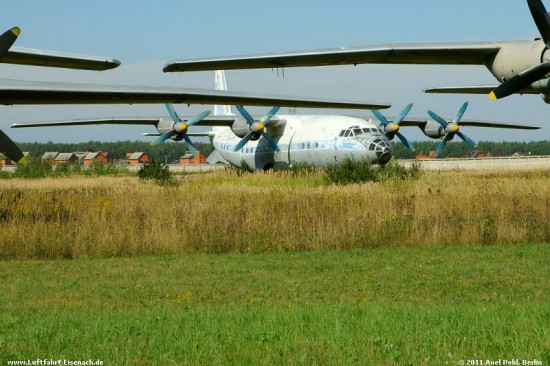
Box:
[213,70,234,116]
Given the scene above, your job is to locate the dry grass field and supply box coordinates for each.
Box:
[1,169,548,364]
[0,169,549,259]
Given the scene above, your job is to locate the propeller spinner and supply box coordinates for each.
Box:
[371,102,415,151]
[233,105,281,152]
[427,101,476,157]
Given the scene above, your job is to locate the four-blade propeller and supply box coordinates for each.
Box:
[490,0,550,100]
[371,102,415,151]
[233,105,281,152]
[150,104,210,157]
[427,101,477,157]
[0,27,20,59]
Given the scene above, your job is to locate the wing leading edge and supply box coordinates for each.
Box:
[11,116,236,129]
[163,41,506,72]
[0,78,390,110]
[398,117,539,130]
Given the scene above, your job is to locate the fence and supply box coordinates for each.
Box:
[398,156,550,170]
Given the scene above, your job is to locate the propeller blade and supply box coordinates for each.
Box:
[150,130,176,146]
[489,61,550,100]
[260,106,280,125]
[183,134,198,157]
[427,110,449,127]
[395,132,415,152]
[0,128,25,163]
[528,0,550,46]
[435,134,453,157]
[234,132,254,151]
[456,131,476,147]
[0,27,20,59]
[393,102,414,125]
[372,110,390,126]
[165,103,181,124]
[261,132,281,153]
[236,105,255,125]
[453,101,469,124]
[186,110,211,126]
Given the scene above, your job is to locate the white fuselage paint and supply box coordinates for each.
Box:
[210,115,392,170]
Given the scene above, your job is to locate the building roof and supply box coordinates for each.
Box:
[127,152,147,160]
[42,152,58,160]
[85,152,101,160]
[55,153,76,161]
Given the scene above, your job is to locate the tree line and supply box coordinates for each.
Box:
[391,140,550,159]
[16,141,214,163]
[13,140,550,162]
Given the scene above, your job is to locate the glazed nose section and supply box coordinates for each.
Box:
[368,138,392,164]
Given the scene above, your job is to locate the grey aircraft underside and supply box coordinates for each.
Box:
[162,0,550,104]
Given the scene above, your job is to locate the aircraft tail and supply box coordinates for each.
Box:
[213,70,234,116]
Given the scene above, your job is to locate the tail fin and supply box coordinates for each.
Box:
[213,70,234,116]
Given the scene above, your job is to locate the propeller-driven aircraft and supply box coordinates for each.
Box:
[163,0,550,104]
[0,27,392,163]
[10,72,540,169]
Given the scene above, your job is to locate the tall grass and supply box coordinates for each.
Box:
[0,170,549,259]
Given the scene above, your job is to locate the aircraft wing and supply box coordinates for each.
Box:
[424,85,540,94]
[398,117,540,129]
[164,42,506,72]
[0,78,389,110]
[1,47,120,71]
[11,116,236,128]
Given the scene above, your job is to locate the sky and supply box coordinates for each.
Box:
[0,0,548,143]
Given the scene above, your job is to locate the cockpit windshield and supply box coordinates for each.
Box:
[338,125,381,137]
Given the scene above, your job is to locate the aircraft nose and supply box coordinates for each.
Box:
[365,137,393,164]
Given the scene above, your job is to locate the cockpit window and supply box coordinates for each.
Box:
[339,125,374,138]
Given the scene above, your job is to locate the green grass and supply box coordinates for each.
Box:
[1,244,548,365]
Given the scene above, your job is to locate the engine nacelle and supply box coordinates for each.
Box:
[230,117,252,138]
[419,120,446,139]
[487,39,546,82]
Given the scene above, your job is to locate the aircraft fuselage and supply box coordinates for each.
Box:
[209,115,392,170]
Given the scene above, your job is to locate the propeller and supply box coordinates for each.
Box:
[371,102,415,151]
[427,101,477,157]
[0,128,27,164]
[150,104,211,157]
[0,27,20,59]
[233,105,281,152]
[489,0,550,99]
